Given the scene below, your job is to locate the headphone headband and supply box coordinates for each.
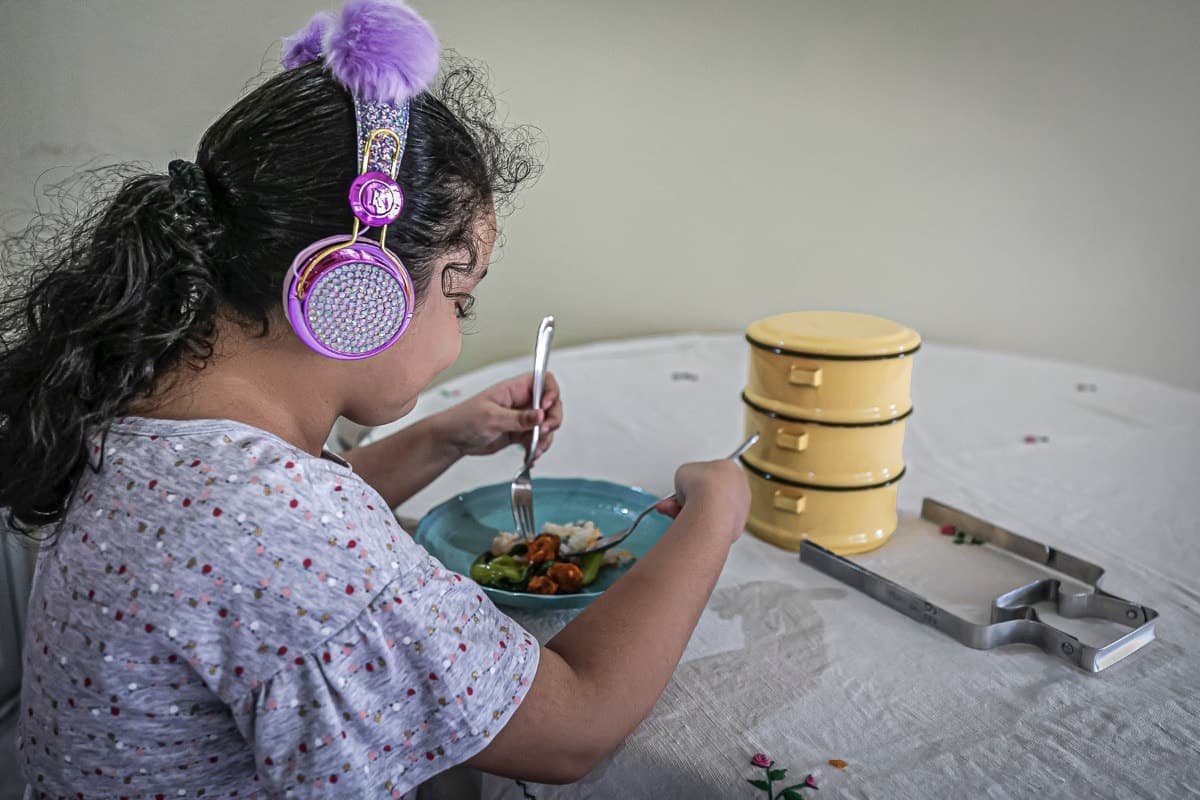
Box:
[279,1,438,360]
[355,97,411,178]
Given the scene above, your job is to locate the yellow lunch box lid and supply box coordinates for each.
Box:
[746,311,921,359]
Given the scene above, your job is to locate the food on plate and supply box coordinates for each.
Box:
[526,533,559,564]
[469,521,636,595]
[490,531,520,556]
[542,520,602,555]
[546,562,583,593]
[526,576,557,594]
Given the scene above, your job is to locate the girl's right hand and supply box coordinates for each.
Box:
[471,456,753,783]
[655,460,750,542]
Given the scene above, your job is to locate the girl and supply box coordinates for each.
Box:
[1,1,750,797]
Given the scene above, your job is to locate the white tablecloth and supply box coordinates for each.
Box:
[364,334,1200,799]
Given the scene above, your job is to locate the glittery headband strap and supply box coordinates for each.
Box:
[354,97,411,178]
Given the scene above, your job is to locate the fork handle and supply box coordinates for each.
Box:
[627,496,670,535]
[653,435,759,511]
[526,316,555,465]
[603,436,757,551]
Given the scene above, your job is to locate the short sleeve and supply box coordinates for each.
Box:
[232,558,540,798]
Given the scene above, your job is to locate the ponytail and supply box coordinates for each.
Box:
[0,162,223,531]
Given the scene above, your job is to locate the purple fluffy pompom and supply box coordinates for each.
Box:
[323,0,440,103]
[281,11,334,69]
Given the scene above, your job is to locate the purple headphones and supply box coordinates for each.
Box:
[279,0,440,360]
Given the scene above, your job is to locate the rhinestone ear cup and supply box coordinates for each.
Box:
[282,235,414,359]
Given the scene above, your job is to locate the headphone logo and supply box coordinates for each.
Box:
[349,172,404,228]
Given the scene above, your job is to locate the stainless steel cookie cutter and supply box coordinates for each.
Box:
[798,498,1160,672]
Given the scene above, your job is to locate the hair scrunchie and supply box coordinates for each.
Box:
[167,159,214,218]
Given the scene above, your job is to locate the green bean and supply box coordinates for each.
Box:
[470,554,529,586]
[579,551,605,586]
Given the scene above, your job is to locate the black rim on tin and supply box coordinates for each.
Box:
[745,334,921,362]
[739,456,907,492]
[741,392,912,428]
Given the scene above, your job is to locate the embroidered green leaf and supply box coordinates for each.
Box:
[747,779,770,791]
[768,769,788,781]
[782,790,805,800]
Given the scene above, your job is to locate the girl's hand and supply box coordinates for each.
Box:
[434,372,563,458]
[655,461,749,538]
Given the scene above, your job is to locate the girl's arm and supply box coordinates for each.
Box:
[341,413,464,508]
[468,460,750,784]
[343,373,562,508]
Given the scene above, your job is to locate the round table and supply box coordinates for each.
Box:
[364,334,1200,799]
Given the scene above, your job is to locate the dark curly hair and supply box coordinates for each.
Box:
[0,56,541,534]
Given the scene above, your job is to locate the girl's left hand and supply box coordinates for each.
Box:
[434,372,564,459]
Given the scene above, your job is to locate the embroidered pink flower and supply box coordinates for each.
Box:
[751,753,773,768]
[805,774,819,788]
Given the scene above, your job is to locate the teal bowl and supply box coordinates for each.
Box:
[415,478,669,610]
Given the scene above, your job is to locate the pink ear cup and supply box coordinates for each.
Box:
[283,234,415,360]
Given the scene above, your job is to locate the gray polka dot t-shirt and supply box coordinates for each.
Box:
[18,417,540,799]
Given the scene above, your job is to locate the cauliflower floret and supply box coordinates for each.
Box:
[602,548,635,567]
[490,531,520,557]
[545,520,602,555]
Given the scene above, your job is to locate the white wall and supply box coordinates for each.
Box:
[2,0,1198,389]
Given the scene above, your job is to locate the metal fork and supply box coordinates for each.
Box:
[567,432,761,556]
[510,315,555,538]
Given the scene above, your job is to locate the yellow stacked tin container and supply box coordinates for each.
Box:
[741,311,920,554]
